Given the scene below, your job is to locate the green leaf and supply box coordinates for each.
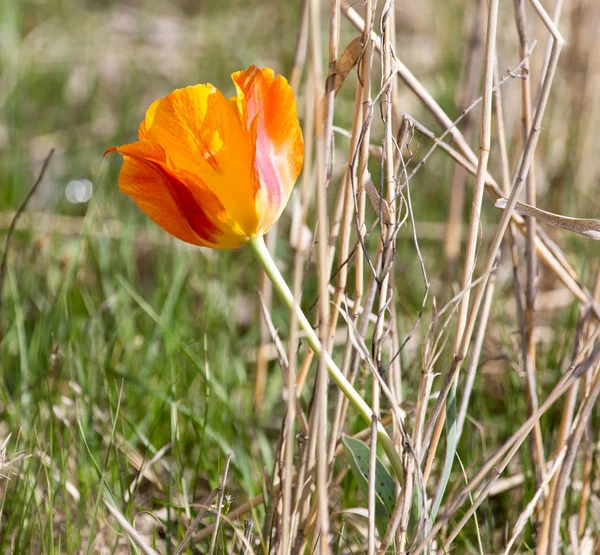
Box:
[342,436,397,517]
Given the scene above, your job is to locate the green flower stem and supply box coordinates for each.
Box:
[247,234,403,482]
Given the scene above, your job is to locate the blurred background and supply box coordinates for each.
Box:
[0,0,599,552]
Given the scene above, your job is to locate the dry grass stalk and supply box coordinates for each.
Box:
[310,0,335,547]
[287,59,317,550]
[576,264,600,539]
[421,35,565,470]
[443,0,486,278]
[514,0,546,495]
[303,1,327,541]
[341,1,600,319]
[547,356,600,553]
[537,308,590,550]
[414,341,600,553]
[425,0,500,519]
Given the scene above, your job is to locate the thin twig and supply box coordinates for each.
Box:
[0,148,54,339]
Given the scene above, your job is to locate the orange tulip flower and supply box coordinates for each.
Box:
[106,66,303,249]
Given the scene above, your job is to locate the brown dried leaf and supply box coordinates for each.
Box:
[328,36,363,95]
[495,198,600,240]
[364,175,392,225]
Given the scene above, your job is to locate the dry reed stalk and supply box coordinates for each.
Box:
[354,0,376,321]
[368,386,380,555]
[547,358,600,554]
[514,0,546,493]
[240,520,254,555]
[537,310,589,551]
[257,298,289,549]
[322,149,367,356]
[293,161,361,396]
[421,37,565,473]
[308,0,329,548]
[286,34,318,549]
[291,65,320,551]
[404,305,448,548]
[324,100,360,361]
[576,265,600,539]
[256,292,305,550]
[443,0,485,279]
[503,447,567,554]
[327,247,382,465]
[280,238,303,553]
[455,262,496,440]
[293,180,359,395]
[299,411,319,552]
[322,103,365,472]
[527,0,564,43]
[492,57,532,458]
[386,5,404,421]
[425,0,499,522]
[365,3,397,551]
[539,267,600,551]
[381,115,430,555]
[414,341,600,554]
[341,2,600,319]
[315,0,340,548]
[289,0,311,94]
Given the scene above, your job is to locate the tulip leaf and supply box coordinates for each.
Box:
[342,436,397,518]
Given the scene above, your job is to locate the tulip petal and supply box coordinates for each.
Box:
[106,141,247,249]
[231,66,303,232]
[137,85,259,236]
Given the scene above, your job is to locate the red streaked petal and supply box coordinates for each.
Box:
[107,141,247,249]
[231,66,304,233]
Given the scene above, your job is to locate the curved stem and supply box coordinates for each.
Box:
[247,234,403,482]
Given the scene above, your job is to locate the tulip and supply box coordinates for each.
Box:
[107,66,403,481]
[106,65,303,249]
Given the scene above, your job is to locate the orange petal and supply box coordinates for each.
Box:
[107,141,247,249]
[231,66,304,233]
[137,85,259,237]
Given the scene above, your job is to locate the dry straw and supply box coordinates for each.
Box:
[242,0,600,552]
